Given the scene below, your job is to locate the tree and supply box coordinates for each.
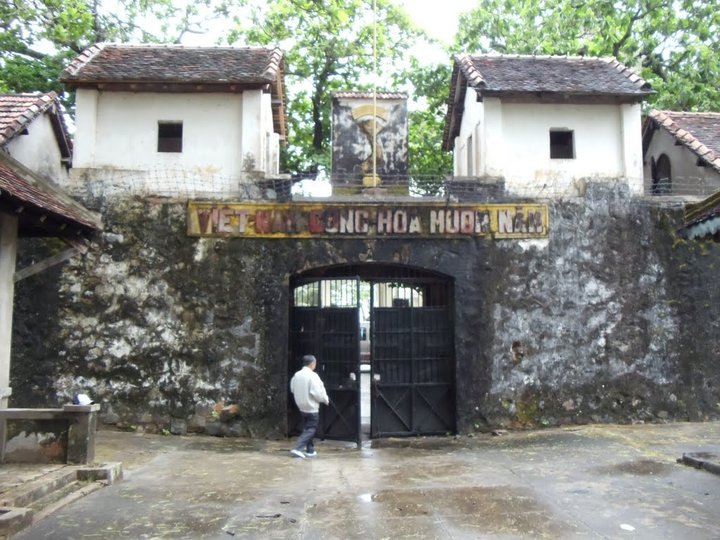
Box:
[228,0,421,174]
[0,0,225,99]
[453,0,720,111]
[394,58,453,193]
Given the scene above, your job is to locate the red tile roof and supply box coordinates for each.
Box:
[443,54,653,150]
[0,93,72,158]
[0,153,101,237]
[61,43,283,86]
[646,110,720,175]
[457,55,651,97]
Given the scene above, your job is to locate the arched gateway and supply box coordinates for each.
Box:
[289,264,455,445]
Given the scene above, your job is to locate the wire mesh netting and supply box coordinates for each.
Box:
[62,167,720,206]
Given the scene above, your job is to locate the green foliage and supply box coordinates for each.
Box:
[228,0,421,174]
[453,0,720,111]
[395,58,453,192]
[0,0,223,103]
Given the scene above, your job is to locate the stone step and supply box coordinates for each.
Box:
[1,467,78,508]
[30,479,105,524]
[0,463,122,539]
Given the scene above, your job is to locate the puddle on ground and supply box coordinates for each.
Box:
[308,485,572,537]
[183,440,263,453]
[595,459,673,476]
[385,461,473,483]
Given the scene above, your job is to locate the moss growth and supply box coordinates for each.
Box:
[515,399,539,426]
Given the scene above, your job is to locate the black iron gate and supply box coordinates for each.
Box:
[289,278,361,446]
[371,284,455,437]
[290,266,455,443]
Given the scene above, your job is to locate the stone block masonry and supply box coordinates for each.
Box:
[10,183,720,435]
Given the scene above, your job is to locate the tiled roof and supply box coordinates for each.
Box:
[333,91,408,100]
[647,110,720,175]
[457,54,652,96]
[60,43,283,86]
[443,54,653,150]
[0,153,101,236]
[0,93,72,157]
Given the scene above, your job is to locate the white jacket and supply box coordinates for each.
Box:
[290,366,330,413]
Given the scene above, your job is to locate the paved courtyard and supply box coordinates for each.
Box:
[13,421,720,539]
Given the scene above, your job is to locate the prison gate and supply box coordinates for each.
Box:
[289,265,455,443]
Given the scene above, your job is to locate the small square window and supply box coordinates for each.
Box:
[550,130,574,159]
[158,122,183,153]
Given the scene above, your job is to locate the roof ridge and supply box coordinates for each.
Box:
[650,109,720,174]
[86,42,275,51]
[62,43,105,78]
[262,47,283,81]
[602,57,652,91]
[470,52,615,61]
[456,54,485,87]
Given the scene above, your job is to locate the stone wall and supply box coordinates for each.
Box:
[11,184,720,436]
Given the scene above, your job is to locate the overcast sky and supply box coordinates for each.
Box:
[178,1,476,56]
[395,0,473,45]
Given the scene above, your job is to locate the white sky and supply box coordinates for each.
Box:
[395,0,474,45]
[179,1,475,53]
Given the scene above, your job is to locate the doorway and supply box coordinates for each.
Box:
[289,264,455,444]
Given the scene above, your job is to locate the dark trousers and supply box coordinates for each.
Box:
[294,412,319,452]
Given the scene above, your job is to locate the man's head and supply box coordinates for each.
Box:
[302,355,317,370]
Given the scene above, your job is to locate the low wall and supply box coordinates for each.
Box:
[0,405,99,464]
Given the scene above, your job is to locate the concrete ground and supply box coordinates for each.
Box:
[11,421,720,539]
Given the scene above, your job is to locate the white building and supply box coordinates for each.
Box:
[0,92,72,184]
[642,110,720,199]
[60,44,288,198]
[442,55,653,197]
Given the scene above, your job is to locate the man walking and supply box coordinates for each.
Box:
[289,354,329,458]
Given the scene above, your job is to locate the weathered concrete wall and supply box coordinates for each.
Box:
[11,184,720,436]
[475,186,705,428]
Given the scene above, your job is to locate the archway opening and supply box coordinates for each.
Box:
[652,153,672,195]
[289,263,455,444]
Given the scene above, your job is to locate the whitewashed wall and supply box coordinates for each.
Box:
[643,127,720,198]
[69,89,280,197]
[453,92,644,196]
[6,113,68,184]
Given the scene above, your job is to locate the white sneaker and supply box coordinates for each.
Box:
[305,450,317,457]
[290,449,305,459]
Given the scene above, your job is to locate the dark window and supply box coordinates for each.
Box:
[550,130,575,159]
[652,153,672,195]
[158,122,183,153]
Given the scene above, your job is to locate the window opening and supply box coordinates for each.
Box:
[158,121,183,153]
[550,129,575,159]
[652,154,672,195]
